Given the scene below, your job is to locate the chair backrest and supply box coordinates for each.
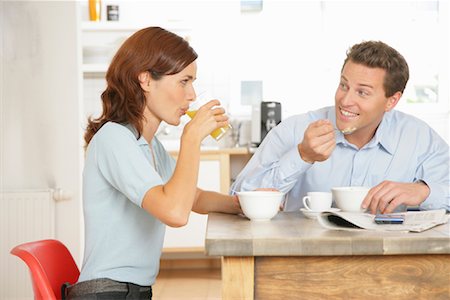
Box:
[10,239,80,300]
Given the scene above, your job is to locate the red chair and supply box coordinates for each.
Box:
[10,239,80,300]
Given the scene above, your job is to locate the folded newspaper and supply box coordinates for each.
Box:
[317,209,449,232]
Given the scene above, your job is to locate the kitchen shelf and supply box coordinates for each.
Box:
[81,20,192,73]
[81,20,191,32]
[82,64,108,73]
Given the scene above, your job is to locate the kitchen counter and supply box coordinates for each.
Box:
[205,211,450,299]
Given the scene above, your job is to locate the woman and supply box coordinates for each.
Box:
[68,27,241,299]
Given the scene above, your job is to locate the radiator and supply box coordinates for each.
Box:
[0,189,56,300]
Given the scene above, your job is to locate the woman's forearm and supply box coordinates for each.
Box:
[192,189,241,214]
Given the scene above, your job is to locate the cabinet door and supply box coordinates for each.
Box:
[163,158,221,249]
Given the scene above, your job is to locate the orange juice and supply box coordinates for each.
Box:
[186,110,232,141]
[89,0,101,21]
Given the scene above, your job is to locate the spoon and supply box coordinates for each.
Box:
[335,127,357,135]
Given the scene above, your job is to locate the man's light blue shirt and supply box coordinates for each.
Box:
[231,106,450,212]
[79,122,176,286]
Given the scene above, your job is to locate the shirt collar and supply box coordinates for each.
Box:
[371,111,395,155]
[330,106,395,155]
[137,135,149,146]
[124,123,149,146]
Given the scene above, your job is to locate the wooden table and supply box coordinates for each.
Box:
[205,212,450,299]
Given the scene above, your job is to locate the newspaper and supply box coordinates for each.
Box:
[317,209,449,233]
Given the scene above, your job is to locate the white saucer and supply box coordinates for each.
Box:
[300,208,340,219]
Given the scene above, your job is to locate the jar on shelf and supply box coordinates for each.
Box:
[107,5,119,21]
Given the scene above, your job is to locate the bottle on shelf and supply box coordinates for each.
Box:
[89,0,101,22]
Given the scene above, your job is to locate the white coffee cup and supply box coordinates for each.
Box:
[302,192,332,211]
[331,186,370,212]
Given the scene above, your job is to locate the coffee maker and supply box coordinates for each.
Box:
[251,101,282,147]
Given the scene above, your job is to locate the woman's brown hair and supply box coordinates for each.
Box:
[84,27,198,147]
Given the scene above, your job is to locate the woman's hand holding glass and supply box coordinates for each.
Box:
[184,99,232,142]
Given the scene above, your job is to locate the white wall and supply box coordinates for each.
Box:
[1,0,82,270]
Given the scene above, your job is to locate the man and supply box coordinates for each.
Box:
[231,41,449,214]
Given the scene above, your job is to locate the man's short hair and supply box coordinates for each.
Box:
[344,41,409,97]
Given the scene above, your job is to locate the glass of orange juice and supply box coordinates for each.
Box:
[186,96,232,141]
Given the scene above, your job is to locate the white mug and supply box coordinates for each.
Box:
[331,186,370,212]
[302,192,332,211]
